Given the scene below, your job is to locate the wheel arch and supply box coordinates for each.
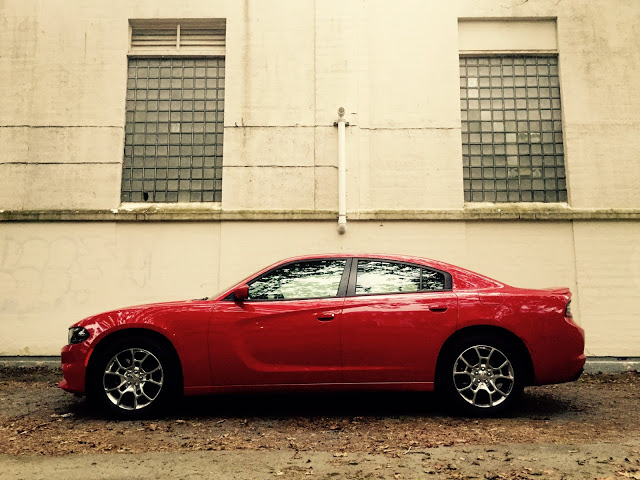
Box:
[86,328,184,393]
[435,325,534,387]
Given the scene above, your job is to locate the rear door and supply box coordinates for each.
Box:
[340,258,458,383]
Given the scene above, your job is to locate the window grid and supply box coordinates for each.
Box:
[121,57,224,203]
[460,56,567,203]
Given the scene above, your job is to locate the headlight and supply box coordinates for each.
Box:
[68,327,90,345]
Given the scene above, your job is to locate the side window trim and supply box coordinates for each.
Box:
[244,257,352,302]
[346,258,453,297]
[337,257,353,297]
[346,258,359,297]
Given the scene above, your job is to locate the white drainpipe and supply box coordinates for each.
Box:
[335,107,348,234]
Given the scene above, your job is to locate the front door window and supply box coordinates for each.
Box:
[248,259,347,300]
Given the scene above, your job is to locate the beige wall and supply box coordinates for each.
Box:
[3,0,639,210]
[1,221,638,356]
[1,0,639,355]
[0,223,222,354]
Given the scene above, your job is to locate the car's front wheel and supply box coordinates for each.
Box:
[88,336,179,419]
[439,335,525,416]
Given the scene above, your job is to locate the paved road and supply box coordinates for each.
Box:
[1,368,639,479]
[2,443,640,479]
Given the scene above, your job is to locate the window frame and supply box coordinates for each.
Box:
[346,258,453,297]
[459,53,567,204]
[121,19,226,204]
[240,258,352,302]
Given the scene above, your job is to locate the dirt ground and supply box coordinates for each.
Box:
[0,367,639,479]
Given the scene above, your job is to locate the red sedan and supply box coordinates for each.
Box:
[60,254,585,417]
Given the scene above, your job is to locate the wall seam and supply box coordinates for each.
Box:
[570,219,587,353]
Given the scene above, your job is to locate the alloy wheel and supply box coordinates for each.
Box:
[102,348,164,410]
[452,344,515,408]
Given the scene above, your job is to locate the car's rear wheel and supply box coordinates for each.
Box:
[439,335,525,416]
[88,336,179,419]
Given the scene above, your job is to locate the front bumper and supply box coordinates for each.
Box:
[59,343,90,395]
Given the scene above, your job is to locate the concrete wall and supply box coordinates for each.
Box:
[1,0,639,355]
[3,0,639,211]
[1,221,638,356]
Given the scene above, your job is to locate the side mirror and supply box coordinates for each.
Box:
[233,284,249,302]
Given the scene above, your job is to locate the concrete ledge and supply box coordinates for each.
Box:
[0,356,60,368]
[583,357,640,374]
[1,206,640,222]
[1,356,638,373]
[0,208,335,222]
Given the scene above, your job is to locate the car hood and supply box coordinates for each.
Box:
[71,298,216,328]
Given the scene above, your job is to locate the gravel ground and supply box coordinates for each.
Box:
[0,367,639,479]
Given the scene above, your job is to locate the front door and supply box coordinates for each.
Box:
[209,258,349,386]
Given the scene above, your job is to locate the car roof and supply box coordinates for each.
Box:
[275,253,450,268]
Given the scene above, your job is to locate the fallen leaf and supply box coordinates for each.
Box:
[50,413,73,418]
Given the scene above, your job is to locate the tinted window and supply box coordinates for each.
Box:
[421,268,446,291]
[248,260,346,300]
[355,260,445,295]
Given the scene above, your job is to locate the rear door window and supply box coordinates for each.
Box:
[355,260,446,295]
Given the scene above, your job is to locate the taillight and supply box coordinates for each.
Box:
[565,300,572,318]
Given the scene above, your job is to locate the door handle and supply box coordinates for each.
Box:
[316,313,335,321]
[429,306,448,313]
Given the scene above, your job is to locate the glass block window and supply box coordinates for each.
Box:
[460,56,567,203]
[121,57,224,203]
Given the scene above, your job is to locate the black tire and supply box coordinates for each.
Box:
[437,335,525,416]
[87,335,179,419]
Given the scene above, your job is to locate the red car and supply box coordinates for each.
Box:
[60,254,585,418]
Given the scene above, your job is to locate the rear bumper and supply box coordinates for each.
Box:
[533,353,586,386]
[532,319,586,385]
[570,367,585,382]
[558,352,586,382]
[59,343,89,395]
